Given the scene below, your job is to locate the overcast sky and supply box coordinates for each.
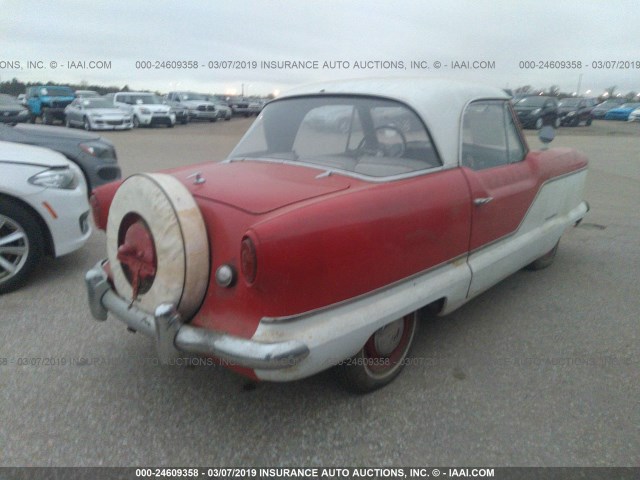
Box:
[1,0,639,97]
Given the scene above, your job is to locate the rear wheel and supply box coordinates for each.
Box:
[534,117,544,130]
[42,109,52,125]
[342,312,418,393]
[0,201,44,294]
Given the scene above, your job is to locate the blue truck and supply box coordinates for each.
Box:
[25,85,75,124]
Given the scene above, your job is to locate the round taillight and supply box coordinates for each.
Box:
[240,236,257,284]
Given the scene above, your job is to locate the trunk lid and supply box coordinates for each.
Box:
[167,160,352,214]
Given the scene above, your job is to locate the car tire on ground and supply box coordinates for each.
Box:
[132,115,140,128]
[525,240,559,271]
[65,117,72,128]
[0,200,44,294]
[341,311,418,393]
[42,110,52,125]
[554,117,561,128]
[586,117,592,126]
[535,118,544,130]
[83,117,91,131]
[106,173,209,319]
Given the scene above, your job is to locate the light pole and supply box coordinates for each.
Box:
[576,74,582,97]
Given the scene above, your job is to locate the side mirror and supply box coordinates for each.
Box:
[538,126,555,150]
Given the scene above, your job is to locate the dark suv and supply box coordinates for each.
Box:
[25,85,76,125]
[513,96,559,129]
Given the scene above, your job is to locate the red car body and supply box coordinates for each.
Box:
[86,79,589,392]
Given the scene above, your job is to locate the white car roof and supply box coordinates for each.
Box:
[280,77,509,168]
[0,140,70,168]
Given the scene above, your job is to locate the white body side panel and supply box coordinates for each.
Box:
[466,169,588,299]
[252,259,472,381]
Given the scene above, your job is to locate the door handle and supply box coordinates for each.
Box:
[474,197,493,206]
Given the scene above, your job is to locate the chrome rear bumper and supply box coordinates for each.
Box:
[85,262,309,370]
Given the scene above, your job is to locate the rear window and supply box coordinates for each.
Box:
[229,96,442,178]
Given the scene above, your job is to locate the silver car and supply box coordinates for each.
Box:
[0,94,30,124]
[65,97,133,131]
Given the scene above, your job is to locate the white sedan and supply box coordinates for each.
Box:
[0,141,91,293]
[628,107,640,122]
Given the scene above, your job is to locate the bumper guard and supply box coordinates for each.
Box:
[85,261,309,370]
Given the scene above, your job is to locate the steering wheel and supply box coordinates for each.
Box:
[356,125,407,158]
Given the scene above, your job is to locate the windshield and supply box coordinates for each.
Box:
[558,99,580,107]
[180,92,207,101]
[40,87,74,97]
[229,96,441,178]
[130,94,162,104]
[0,95,21,106]
[82,98,113,109]
[515,97,547,107]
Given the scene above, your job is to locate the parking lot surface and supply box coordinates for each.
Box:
[0,119,638,466]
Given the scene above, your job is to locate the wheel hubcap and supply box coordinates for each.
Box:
[373,318,405,356]
[0,214,29,283]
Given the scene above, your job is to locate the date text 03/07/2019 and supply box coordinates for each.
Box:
[519,59,640,69]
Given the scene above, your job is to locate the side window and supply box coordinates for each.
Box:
[504,104,526,163]
[462,100,525,170]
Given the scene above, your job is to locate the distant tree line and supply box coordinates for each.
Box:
[513,84,638,101]
[0,77,273,99]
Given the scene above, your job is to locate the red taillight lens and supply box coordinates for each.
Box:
[240,236,257,284]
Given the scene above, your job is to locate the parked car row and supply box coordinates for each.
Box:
[2,86,267,132]
[510,94,640,128]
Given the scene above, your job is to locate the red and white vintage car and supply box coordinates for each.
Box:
[86,78,589,392]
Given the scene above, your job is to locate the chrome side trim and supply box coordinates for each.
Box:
[260,252,470,325]
[85,261,309,369]
[224,157,447,183]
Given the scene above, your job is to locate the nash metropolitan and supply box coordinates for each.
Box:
[86,78,589,392]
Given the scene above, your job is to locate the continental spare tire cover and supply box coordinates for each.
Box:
[106,173,209,319]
